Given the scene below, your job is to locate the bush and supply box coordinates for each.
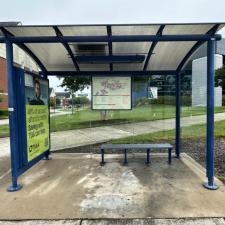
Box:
[0,109,8,117]
[134,95,191,107]
[73,96,90,105]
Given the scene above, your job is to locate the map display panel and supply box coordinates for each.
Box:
[92,76,131,110]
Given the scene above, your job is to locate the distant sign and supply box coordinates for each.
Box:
[148,87,158,99]
[92,76,131,110]
[25,73,49,162]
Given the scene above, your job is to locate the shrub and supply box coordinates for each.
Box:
[0,109,8,117]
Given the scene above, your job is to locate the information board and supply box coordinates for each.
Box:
[25,73,50,162]
[92,76,131,110]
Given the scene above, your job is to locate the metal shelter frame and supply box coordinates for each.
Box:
[0,23,222,191]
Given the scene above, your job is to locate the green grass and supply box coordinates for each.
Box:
[111,119,225,144]
[0,125,9,138]
[50,105,225,132]
[0,105,225,136]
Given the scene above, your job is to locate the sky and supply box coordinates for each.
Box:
[1,0,225,91]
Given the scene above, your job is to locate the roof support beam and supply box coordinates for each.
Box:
[143,25,165,71]
[0,34,221,44]
[45,70,177,76]
[75,55,145,63]
[176,24,221,73]
[53,26,80,71]
[0,27,47,73]
[107,26,113,71]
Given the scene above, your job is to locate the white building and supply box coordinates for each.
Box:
[192,54,223,107]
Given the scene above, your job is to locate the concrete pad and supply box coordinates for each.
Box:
[0,221,81,225]
[82,218,225,225]
[0,153,225,220]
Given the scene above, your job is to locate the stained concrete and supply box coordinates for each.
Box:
[0,219,225,225]
[0,153,225,220]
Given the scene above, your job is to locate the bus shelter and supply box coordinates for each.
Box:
[0,23,224,192]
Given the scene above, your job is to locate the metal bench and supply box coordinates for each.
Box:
[100,143,173,166]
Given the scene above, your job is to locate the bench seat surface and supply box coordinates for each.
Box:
[101,143,172,149]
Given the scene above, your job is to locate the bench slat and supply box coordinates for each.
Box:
[101,143,172,149]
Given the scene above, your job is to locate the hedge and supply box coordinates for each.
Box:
[0,109,8,117]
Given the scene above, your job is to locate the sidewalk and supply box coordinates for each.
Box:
[0,119,8,125]
[1,113,225,156]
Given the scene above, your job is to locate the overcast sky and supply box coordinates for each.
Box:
[1,0,225,91]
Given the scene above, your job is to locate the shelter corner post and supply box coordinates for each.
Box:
[203,38,218,190]
[175,71,181,158]
[6,41,22,192]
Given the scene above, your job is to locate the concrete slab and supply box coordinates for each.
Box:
[0,153,225,220]
[82,218,225,225]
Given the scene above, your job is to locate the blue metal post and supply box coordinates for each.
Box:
[203,38,218,190]
[6,42,22,192]
[175,73,181,158]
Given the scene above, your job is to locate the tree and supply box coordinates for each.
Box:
[59,76,109,120]
[215,65,225,91]
[60,77,90,93]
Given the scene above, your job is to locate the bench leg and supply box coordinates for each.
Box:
[123,149,128,165]
[168,148,172,164]
[146,148,150,165]
[100,149,105,166]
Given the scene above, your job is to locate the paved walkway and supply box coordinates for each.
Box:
[1,113,225,156]
[0,119,8,125]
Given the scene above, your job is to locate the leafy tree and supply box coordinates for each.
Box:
[60,77,90,92]
[215,65,225,90]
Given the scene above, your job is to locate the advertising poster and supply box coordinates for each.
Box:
[25,73,49,162]
[92,76,131,110]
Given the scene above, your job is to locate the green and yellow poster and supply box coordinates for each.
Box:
[25,73,49,162]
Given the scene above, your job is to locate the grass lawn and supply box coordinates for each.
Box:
[0,125,9,138]
[0,105,225,136]
[110,119,225,144]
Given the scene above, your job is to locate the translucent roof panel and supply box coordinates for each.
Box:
[1,23,224,72]
[78,63,109,71]
[113,42,151,54]
[6,26,56,37]
[147,41,196,70]
[112,25,159,35]
[58,26,107,36]
[113,63,144,71]
[25,43,75,71]
[163,24,214,35]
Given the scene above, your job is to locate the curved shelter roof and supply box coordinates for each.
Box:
[0,23,224,75]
